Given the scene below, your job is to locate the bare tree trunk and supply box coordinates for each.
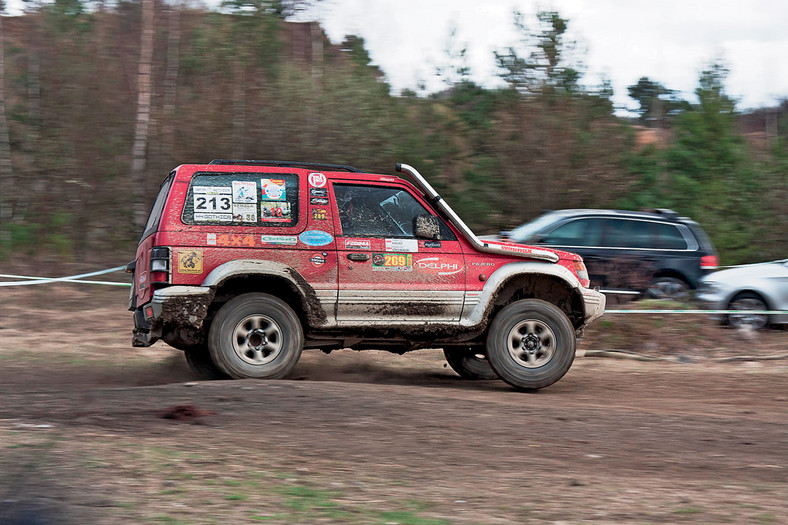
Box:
[0,14,13,242]
[15,21,42,225]
[131,0,155,230]
[231,57,245,159]
[162,0,181,164]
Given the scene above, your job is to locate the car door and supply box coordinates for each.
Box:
[330,182,465,324]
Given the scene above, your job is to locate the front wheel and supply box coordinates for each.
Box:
[443,348,498,380]
[486,299,576,391]
[208,293,304,379]
[728,292,769,329]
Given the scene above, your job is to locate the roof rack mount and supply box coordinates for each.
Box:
[208,159,363,173]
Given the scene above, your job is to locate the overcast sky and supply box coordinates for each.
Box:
[294,0,788,114]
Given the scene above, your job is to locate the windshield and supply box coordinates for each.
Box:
[508,212,561,243]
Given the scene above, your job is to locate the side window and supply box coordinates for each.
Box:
[542,219,603,246]
[181,172,299,227]
[652,222,688,249]
[334,184,455,239]
[604,219,652,248]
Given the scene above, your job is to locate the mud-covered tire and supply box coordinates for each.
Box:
[184,346,229,380]
[486,299,576,391]
[443,348,498,380]
[208,293,303,380]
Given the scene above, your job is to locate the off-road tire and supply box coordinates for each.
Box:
[184,346,229,380]
[486,299,576,391]
[208,293,303,379]
[443,348,498,380]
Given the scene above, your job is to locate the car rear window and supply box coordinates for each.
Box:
[651,222,689,250]
[181,172,299,227]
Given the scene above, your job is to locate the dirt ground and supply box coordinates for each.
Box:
[0,284,786,524]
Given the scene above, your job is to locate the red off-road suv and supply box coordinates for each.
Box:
[128,161,605,390]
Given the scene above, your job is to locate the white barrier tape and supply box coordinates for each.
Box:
[606,309,786,315]
[0,266,129,287]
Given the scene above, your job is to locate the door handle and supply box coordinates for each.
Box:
[347,253,370,262]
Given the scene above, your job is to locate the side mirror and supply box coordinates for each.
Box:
[414,214,441,240]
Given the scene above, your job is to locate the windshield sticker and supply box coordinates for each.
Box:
[260,179,287,201]
[310,197,329,206]
[372,253,413,271]
[308,172,326,188]
[310,253,326,267]
[177,249,203,274]
[345,239,371,250]
[260,235,298,246]
[312,208,328,220]
[310,187,328,197]
[385,238,418,253]
[260,201,291,222]
[299,230,334,246]
[232,203,257,222]
[415,257,463,276]
[232,181,257,203]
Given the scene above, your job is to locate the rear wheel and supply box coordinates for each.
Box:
[443,348,498,380]
[646,276,689,301]
[209,293,303,379]
[486,299,576,391]
[728,292,769,329]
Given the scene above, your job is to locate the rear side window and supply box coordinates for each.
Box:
[181,173,299,227]
[604,219,652,248]
[141,173,174,240]
[652,222,689,249]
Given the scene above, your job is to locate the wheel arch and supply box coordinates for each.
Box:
[203,260,328,330]
[489,273,585,329]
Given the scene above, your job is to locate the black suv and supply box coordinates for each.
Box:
[498,209,718,299]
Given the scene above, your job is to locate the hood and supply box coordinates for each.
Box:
[703,259,788,282]
[482,240,580,262]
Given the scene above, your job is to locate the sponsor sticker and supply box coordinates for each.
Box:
[194,186,232,221]
[211,234,255,247]
[260,235,298,246]
[310,197,329,206]
[299,230,334,246]
[260,179,286,201]
[385,238,418,253]
[194,186,232,195]
[260,201,291,222]
[308,172,327,188]
[232,181,257,203]
[312,208,328,220]
[310,253,326,267]
[415,257,463,276]
[232,202,257,222]
[206,233,217,245]
[194,212,232,222]
[372,253,413,271]
[309,187,328,197]
[423,240,442,248]
[177,249,203,274]
[345,239,371,250]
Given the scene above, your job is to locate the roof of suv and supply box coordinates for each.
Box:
[540,208,695,224]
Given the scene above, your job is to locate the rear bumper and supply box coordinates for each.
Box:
[582,288,606,325]
[132,286,214,347]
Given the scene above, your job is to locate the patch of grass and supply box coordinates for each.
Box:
[674,506,704,515]
[754,514,776,523]
[224,493,247,501]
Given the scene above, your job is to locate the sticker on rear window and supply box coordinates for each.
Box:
[260,179,286,201]
[232,181,257,203]
[260,201,291,222]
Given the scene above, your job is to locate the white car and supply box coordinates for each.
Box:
[697,259,788,329]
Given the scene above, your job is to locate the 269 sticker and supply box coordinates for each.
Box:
[372,253,413,271]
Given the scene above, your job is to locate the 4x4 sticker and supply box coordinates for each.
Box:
[308,172,326,188]
[260,235,298,246]
[299,230,334,246]
[385,238,418,253]
[372,253,413,271]
[177,249,203,274]
[309,187,328,197]
[260,179,286,201]
[208,234,255,247]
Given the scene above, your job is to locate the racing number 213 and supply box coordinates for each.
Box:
[195,196,231,211]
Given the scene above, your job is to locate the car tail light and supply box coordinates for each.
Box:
[700,255,718,270]
[150,247,170,284]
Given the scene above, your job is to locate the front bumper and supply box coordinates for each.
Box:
[132,286,214,347]
[582,288,606,325]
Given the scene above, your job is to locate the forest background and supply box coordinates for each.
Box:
[0,0,785,266]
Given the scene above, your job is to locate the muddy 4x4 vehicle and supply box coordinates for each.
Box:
[128,161,605,390]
